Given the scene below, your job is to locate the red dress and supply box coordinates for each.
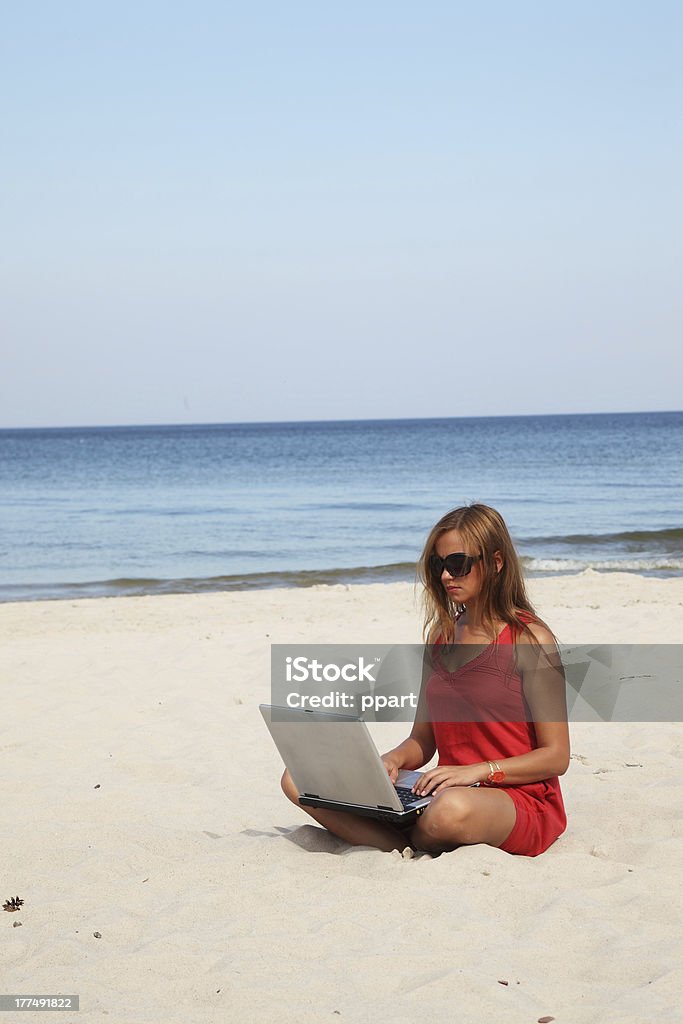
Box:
[426,619,567,857]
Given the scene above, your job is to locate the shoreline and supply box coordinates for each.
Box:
[2,563,683,605]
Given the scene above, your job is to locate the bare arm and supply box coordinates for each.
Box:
[477,623,570,785]
[381,648,437,777]
[382,720,437,773]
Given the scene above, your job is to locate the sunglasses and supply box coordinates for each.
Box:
[429,552,483,579]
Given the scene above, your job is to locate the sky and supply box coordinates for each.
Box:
[3,1,682,428]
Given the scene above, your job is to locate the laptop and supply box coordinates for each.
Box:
[260,703,438,824]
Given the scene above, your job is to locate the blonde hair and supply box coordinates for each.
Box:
[418,503,548,645]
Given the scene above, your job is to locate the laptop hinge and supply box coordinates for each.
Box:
[302,793,320,799]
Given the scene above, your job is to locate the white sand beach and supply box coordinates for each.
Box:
[2,570,683,1023]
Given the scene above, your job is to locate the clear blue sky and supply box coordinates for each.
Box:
[3,1,682,427]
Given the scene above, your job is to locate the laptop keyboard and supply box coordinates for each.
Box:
[395,785,422,809]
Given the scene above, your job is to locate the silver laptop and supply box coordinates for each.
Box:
[260,703,435,824]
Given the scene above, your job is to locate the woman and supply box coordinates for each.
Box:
[281,503,569,856]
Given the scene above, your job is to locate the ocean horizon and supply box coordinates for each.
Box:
[1,410,681,602]
[5,407,682,432]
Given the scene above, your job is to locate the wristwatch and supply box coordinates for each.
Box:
[486,760,506,784]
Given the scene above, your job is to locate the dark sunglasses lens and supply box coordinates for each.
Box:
[429,554,443,577]
[430,553,470,578]
[445,554,469,577]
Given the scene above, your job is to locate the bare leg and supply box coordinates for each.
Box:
[280,769,414,853]
[410,787,517,854]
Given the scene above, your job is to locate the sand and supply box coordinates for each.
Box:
[2,569,683,1023]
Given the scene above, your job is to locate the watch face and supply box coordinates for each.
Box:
[490,771,505,783]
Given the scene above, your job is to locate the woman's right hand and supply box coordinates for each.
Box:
[381,754,402,783]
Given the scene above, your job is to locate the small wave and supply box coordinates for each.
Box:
[107,506,241,518]
[0,562,420,603]
[298,501,420,512]
[523,556,683,573]
[520,526,683,548]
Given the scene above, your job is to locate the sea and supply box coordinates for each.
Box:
[0,411,681,602]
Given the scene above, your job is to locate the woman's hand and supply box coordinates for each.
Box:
[412,763,487,796]
[380,754,402,783]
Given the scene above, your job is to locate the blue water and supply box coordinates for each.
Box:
[0,412,681,601]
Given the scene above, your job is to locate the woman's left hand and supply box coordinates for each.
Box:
[412,763,486,796]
